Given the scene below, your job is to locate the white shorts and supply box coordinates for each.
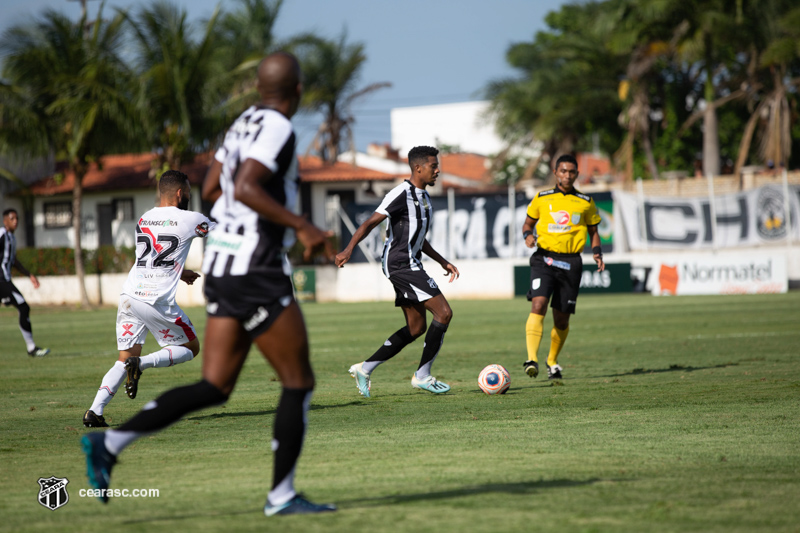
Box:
[115,295,197,351]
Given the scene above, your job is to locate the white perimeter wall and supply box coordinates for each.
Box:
[12,246,800,307]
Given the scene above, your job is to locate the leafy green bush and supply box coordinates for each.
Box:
[14,246,135,276]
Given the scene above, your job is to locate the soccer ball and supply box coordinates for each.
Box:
[478,364,510,395]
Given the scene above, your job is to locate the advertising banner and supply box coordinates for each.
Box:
[615,184,800,250]
[292,269,316,302]
[343,191,614,263]
[651,253,787,295]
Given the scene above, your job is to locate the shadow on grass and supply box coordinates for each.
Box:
[337,478,605,508]
[599,362,738,378]
[185,401,365,421]
[122,478,607,524]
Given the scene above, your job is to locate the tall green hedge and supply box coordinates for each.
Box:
[14,246,135,276]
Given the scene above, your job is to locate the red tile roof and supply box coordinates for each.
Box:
[439,153,492,183]
[25,153,402,196]
[297,155,401,182]
[577,153,611,176]
[27,153,212,196]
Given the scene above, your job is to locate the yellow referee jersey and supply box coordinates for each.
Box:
[526,187,601,254]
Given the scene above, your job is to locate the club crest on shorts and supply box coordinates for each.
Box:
[427,278,438,289]
[38,476,69,511]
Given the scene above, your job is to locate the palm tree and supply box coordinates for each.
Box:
[214,0,322,114]
[733,2,800,183]
[667,0,752,177]
[299,31,391,163]
[216,0,283,69]
[0,6,142,307]
[121,1,226,173]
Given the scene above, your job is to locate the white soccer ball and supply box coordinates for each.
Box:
[478,364,510,395]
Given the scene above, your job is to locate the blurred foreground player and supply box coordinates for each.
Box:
[82,52,336,516]
[521,154,604,380]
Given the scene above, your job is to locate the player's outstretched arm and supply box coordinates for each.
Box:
[234,158,334,262]
[14,258,39,289]
[422,240,459,283]
[522,216,538,248]
[335,211,387,268]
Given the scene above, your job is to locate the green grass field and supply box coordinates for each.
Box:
[1,292,799,532]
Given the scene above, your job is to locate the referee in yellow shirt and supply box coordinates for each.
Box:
[521,154,604,380]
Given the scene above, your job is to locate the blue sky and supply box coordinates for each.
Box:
[1,0,569,152]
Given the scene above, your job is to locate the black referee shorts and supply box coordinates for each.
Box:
[526,249,583,314]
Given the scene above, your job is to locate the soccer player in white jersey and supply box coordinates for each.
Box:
[82,52,337,516]
[82,170,213,428]
[336,145,460,397]
[1,208,49,357]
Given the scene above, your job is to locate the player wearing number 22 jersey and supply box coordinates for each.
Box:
[83,170,215,428]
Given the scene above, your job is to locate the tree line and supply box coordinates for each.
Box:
[486,0,800,184]
[0,0,388,306]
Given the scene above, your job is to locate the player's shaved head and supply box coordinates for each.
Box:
[257,51,301,100]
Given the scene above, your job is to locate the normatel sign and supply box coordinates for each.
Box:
[651,253,787,295]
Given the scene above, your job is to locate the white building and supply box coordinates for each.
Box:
[390,101,505,157]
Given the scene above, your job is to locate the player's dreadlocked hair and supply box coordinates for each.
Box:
[408,145,439,170]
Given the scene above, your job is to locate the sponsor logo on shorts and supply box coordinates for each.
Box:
[243,306,269,332]
[38,476,69,511]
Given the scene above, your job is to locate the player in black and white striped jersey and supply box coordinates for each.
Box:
[0,208,49,357]
[336,146,460,397]
[82,52,336,516]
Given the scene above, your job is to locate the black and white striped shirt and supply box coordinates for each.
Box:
[202,105,298,278]
[376,180,433,277]
[0,227,17,282]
